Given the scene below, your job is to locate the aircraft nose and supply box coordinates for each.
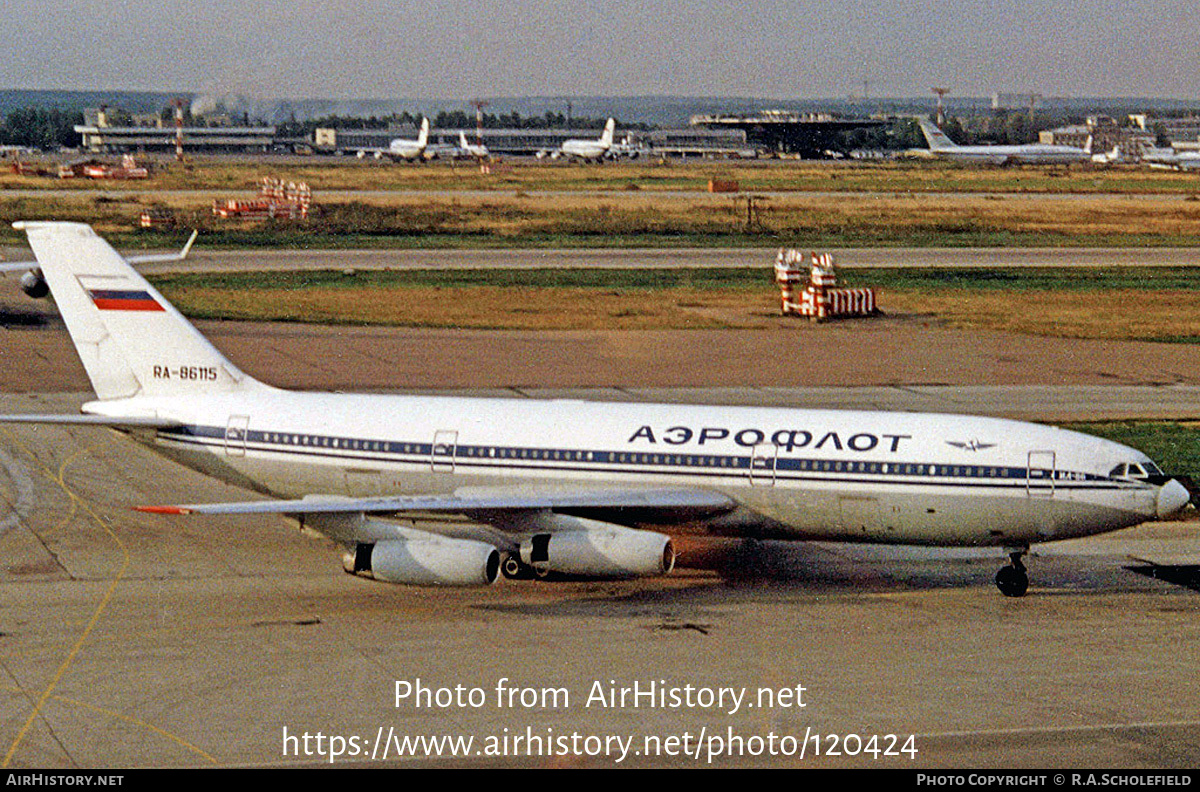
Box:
[1156,479,1192,519]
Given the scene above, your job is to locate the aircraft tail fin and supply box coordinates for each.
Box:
[918,118,957,150]
[459,131,469,148]
[417,117,430,147]
[600,118,616,148]
[14,221,267,401]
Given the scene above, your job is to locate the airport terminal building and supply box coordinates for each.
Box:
[74,108,275,154]
[690,110,886,157]
[75,123,277,154]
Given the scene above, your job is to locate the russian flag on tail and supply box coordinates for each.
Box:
[86,288,165,312]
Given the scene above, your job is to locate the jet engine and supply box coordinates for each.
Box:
[343,538,499,587]
[516,518,675,578]
[21,269,48,299]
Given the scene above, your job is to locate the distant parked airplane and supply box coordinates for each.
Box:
[355,117,430,161]
[917,118,1092,165]
[456,131,489,159]
[554,118,617,160]
[1142,146,1200,171]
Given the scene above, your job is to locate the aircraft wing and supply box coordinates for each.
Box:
[0,413,182,428]
[138,486,734,518]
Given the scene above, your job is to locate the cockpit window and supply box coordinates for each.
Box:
[1110,462,1165,481]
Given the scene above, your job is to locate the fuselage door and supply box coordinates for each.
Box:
[1027,450,1056,498]
[748,442,778,487]
[225,414,250,457]
[431,430,458,473]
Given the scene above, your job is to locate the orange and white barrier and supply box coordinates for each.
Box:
[213,178,311,219]
[775,249,877,321]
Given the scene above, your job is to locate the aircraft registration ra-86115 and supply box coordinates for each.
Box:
[0,222,1191,596]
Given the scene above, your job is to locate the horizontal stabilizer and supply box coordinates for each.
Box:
[0,230,197,271]
[125,230,198,265]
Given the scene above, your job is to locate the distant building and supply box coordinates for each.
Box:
[641,128,751,157]
[75,123,276,154]
[1039,116,1155,159]
[1131,115,1200,153]
[689,110,885,157]
[991,93,1041,112]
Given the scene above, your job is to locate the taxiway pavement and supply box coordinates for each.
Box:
[4,246,1200,275]
[2,253,1199,768]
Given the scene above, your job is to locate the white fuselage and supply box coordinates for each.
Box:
[92,389,1165,548]
[388,140,425,160]
[559,140,609,159]
[930,145,1091,165]
[1144,149,1200,171]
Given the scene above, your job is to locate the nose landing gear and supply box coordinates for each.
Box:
[995,548,1029,597]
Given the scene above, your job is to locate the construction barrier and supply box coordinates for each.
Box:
[775,249,877,321]
[213,177,312,219]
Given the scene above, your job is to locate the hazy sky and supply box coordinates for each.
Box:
[4,0,1197,100]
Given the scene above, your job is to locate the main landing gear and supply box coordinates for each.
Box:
[501,553,549,580]
[995,548,1029,598]
[501,554,534,580]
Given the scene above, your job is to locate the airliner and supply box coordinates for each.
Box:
[0,222,1190,596]
[355,117,430,161]
[555,118,617,160]
[918,118,1092,165]
[1142,146,1200,171]
[456,131,489,160]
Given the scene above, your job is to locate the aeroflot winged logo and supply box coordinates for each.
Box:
[946,439,997,452]
[86,288,165,312]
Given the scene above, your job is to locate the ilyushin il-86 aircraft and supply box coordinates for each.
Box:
[0,222,1190,596]
[917,118,1092,166]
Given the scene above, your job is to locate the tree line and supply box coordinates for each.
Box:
[0,107,83,149]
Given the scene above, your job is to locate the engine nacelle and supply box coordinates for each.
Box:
[21,269,48,299]
[519,522,675,578]
[343,538,499,587]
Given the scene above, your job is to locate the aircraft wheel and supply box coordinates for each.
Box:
[501,554,534,580]
[995,565,1029,598]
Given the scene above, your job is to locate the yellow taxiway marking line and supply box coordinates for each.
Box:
[1,428,216,767]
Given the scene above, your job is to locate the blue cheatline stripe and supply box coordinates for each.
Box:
[152,424,1135,493]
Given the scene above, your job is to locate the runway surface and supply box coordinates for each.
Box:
[165,246,1200,273]
[3,257,1200,768]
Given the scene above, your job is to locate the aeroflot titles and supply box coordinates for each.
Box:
[626,425,913,453]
